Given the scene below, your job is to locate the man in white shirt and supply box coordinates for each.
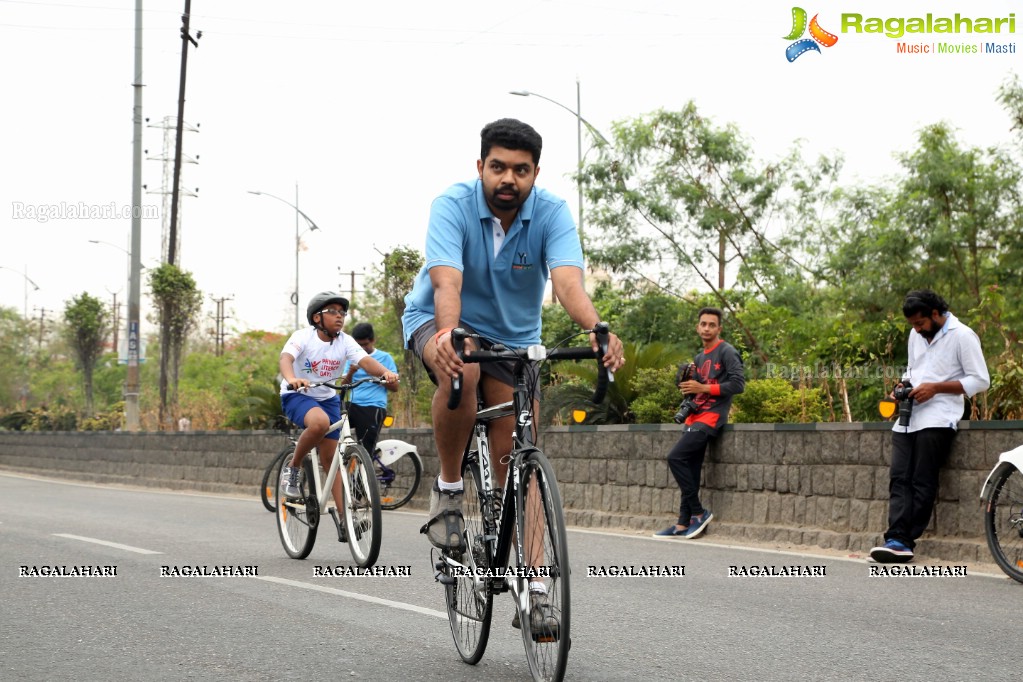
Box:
[870,290,990,563]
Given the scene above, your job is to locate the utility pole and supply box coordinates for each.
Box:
[126,0,144,431]
[209,294,233,356]
[32,307,47,350]
[109,292,121,354]
[337,269,365,311]
[167,0,200,266]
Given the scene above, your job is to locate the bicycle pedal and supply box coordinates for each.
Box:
[437,573,457,586]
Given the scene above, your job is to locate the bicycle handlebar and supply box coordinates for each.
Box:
[446,323,612,410]
[287,376,389,392]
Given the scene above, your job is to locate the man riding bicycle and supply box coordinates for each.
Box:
[279,292,400,506]
[401,118,624,632]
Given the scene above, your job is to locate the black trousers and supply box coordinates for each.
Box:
[884,427,956,549]
[347,404,386,455]
[666,428,712,524]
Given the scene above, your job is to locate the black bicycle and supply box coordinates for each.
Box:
[434,323,611,682]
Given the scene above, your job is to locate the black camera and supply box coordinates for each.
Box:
[893,381,913,427]
[673,363,699,425]
[673,398,699,424]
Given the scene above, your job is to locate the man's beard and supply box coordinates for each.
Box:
[489,185,521,211]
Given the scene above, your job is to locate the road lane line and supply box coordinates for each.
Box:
[53,533,163,555]
[254,575,446,619]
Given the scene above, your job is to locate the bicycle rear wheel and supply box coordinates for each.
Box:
[984,464,1023,583]
[378,452,422,510]
[515,450,570,682]
[445,456,493,664]
[261,445,292,512]
[276,457,319,559]
[342,444,382,568]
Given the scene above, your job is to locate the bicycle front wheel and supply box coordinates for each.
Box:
[516,450,571,682]
[342,444,382,568]
[276,456,319,559]
[261,445,292,512]
[984,464,1023,583]
[378,452,422,510]
[445,456,493,664]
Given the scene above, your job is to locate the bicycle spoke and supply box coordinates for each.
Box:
[444,457,492,664]
[517,452,570,682]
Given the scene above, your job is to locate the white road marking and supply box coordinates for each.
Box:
[53,533,163,555]
[254,575,446,619]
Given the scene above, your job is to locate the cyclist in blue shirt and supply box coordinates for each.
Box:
[401,118,625,632]
[341,322,398,456]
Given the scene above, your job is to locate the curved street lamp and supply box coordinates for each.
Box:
[510,80,609,257]
[248,187,323,329]
[0,264,40,319]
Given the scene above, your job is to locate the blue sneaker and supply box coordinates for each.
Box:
[653,524,689,538]
[870,539,914,563]
[682,511,713,539]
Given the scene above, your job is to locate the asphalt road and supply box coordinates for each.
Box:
[2,472,1019,681]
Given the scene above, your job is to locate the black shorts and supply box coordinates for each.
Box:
[408,320,540,400]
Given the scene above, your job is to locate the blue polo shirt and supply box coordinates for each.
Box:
[345,348,398,409]
[401,179,583,348]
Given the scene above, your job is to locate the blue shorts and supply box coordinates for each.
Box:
[281,393,342,441]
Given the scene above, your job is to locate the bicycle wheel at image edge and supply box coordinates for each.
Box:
[516,450,571,682]
[276,456,319,559]
[445,457,493,664]
[342,444,382,568]
[261,445,292,512]
[378,451,422,510]
[984,464,1023,583]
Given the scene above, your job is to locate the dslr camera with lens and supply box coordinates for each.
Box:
[673,363,700,425]
[892,381,914,427]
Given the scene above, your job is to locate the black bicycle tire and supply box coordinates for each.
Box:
[378,452,423,510]
[261,445,293,512]
[342,443,383,568]
[515,450,571,682]
[445,456,493,664]
[984,464,1023,584]
[276,456,319,559]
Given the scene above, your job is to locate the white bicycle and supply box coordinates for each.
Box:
[981,443,1023,583]
[275,377,384,567]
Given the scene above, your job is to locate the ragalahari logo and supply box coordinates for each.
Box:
[784,7,838,61]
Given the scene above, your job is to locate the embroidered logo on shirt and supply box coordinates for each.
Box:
[512,251,533,271]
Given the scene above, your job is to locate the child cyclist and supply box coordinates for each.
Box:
[279,291,400,503]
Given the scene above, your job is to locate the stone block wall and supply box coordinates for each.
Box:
[2,421,1020,563]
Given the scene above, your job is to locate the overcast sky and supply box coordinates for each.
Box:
[2,0,1018,349]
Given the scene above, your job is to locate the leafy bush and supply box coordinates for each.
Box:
[630,366,682,424]
[731,378,826,424]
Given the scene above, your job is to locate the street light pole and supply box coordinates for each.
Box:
[510,80,609,256]
[248,188,322,328]
[0,265,40,319]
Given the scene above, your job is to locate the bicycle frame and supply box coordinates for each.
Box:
[284,377,385,522]
[437,400,533,601]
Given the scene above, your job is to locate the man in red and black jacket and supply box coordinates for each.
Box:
[654,307,745,539]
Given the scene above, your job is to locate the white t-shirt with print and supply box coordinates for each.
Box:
[279,327,368,401]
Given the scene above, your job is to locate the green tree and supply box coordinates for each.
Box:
[149,263,202,429]
[62,292,109,416]
[0,307,33,412]
[361,246,427,427]
[580,104,839,362]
